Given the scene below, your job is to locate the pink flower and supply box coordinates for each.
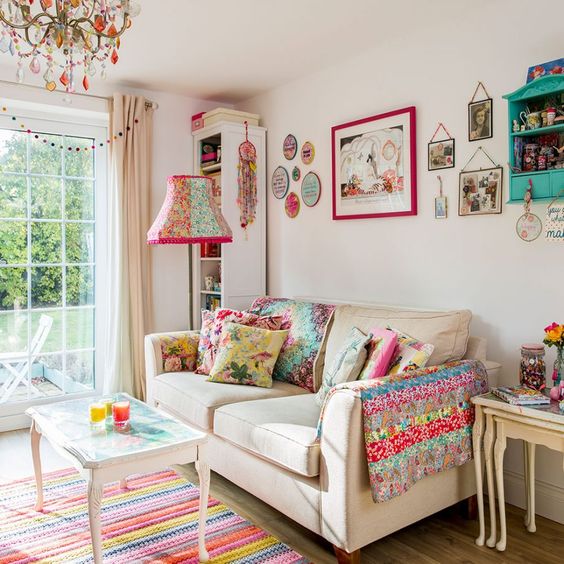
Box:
[164,357,182,372]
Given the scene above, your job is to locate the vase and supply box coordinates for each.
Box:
[552,347,563,386]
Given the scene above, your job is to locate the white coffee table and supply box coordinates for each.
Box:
[26,393,210,563]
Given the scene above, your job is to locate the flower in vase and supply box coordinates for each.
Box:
[543,322,564,347]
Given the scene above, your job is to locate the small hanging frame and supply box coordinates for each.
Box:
[516,178,542,242]
[468,81,493,142]
[434,175,447,219]
[428,122,455,171]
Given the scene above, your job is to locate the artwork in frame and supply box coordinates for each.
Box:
[435,196,447,219]
[331,106,417,220]
[458,166,503,216]
[468,98,492,141]
[428,139,455,171]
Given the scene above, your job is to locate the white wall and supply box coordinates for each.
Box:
[237,3,564,521]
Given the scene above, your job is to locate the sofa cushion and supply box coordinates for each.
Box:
[214,395,321,477]
[152,371,309,431]
[325,305,472,375]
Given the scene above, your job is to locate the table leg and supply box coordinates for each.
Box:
[473,404,486,546]
[30,420,43,512]
[87,481,104,564]
[523,441,530,529]
[195,460,210,562]
[526,442,536,533]
[494,419,507,552]
[484,413,497,548]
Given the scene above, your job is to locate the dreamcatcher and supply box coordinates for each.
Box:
[237,121,257,234]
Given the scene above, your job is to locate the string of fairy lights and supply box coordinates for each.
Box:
[1,104,139,151]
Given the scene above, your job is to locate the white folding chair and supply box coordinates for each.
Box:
[0,314,54,403]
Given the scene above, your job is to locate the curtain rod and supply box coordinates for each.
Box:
[0,78,158,109]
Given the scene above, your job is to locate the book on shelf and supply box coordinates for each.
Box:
[205,294,221,311]
[492,385,550,405]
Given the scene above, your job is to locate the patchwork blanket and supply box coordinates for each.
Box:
[317,360,488,502]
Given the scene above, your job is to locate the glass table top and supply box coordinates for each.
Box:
[26,393,205,466]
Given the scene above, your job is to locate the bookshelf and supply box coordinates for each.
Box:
[191,120,266,328]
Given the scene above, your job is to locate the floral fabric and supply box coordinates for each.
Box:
[196,310,216,370]
[159,331,200,372]
[196,308,284,375]
[250,298,336,392]
[208,323,289,388]
[316,360,488,503]
[386,327,434,375]
[358,327,398,380]
[315,327,371,406]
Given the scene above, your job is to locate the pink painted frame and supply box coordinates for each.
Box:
[331,106,417,220]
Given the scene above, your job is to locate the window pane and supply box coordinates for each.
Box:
[66,265,93,306]
[66,350,94,390]
[64,137,94,178]
[66,307,94,350]
[0,221,27,264]
[31,310,62,354]
[0,130,27,173]
[32,222,62,264]
[65,179,94,220]
[0,174,27,218]
[0,310,28,353]
[34,354,64,398]
[31,266,62,308]
[31,177,62,219]
[0,267,27,310]
[66,223,94,264]
[30,133,62,176]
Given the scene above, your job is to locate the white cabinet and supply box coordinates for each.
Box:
[191,121,266,328]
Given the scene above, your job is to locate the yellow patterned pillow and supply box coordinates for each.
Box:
[159,332,199,372]
[208,323,289,388]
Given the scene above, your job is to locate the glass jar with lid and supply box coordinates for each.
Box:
[519,343,546,390]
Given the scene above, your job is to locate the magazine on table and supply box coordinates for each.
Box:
[492,385,550,406]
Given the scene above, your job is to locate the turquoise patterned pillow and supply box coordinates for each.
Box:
[315,327,371,406]
[250,298,335,392]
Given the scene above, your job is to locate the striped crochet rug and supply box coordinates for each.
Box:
[0,468,309,563]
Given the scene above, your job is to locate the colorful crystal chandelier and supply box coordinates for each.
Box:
[0,0,140,92]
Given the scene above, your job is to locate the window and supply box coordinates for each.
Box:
[0,113,106,415]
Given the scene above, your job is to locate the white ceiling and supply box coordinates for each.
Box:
[101,0,459,102]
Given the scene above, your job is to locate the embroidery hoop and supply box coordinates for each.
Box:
[516,178,542,242]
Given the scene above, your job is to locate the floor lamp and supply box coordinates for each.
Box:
[147,175,233,328]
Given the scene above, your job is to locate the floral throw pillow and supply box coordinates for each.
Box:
[250,298,336,392]
[208,323,289,388]
[159,332,199,372]
[386,326,435,375]
[358,327,398,380]
[315,327,371,406]
[196,310,216,371]
[196,308,284,375]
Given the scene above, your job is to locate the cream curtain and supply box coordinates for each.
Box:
[105,93,153,399]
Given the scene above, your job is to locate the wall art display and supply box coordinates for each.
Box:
[545,191,564,242]
[331,106,417,220]
[301,172,321,207]
[283,134,298,160]
[458,167,503,215]
[434,175,447,219]
[285,192,300,218]
[271,166,289,199]
[527,58,564,83]
[428,123,454,171]
[468,82,493,141]
[292,166,301,181]
[516,179,542,242]
[301,141,315,164]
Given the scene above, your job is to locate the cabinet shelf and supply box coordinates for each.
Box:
[201,163,221,173]
[200,257,221,261]
[201,290,221,295]
[511,123,564,137]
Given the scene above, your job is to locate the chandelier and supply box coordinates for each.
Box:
[0,0,141,92]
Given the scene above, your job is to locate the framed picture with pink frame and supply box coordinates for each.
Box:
[331,106,417,220]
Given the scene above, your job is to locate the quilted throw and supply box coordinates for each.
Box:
[317,360,488,502]
[250,298,335,392]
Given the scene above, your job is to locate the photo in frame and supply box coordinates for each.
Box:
[331,106,417,220]
[458,166,503,216]
[435,196,447,219]
[468,98,493,141]
[428,139,455,171]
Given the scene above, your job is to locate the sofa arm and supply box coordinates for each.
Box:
[144,330,199,405]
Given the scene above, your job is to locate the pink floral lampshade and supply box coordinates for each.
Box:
[147,175,232,244]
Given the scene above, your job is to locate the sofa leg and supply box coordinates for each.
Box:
[333,545,360,564]
[462,494,478,520]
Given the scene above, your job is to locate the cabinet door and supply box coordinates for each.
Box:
[511,173,550,201]
[551,170,564,197]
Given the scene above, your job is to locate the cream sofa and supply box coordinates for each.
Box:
[145,301,501,562]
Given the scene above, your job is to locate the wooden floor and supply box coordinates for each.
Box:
[1,429,562,563]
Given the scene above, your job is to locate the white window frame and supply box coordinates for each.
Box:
[0,107,108,430]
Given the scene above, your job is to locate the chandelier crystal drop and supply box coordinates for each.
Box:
[0,0,140,92]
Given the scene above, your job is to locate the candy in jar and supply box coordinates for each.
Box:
[519,343,546,390]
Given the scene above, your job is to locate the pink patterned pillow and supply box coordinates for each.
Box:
[358,327,398,380]
[196,310,216,371]
[196,308,284,375]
